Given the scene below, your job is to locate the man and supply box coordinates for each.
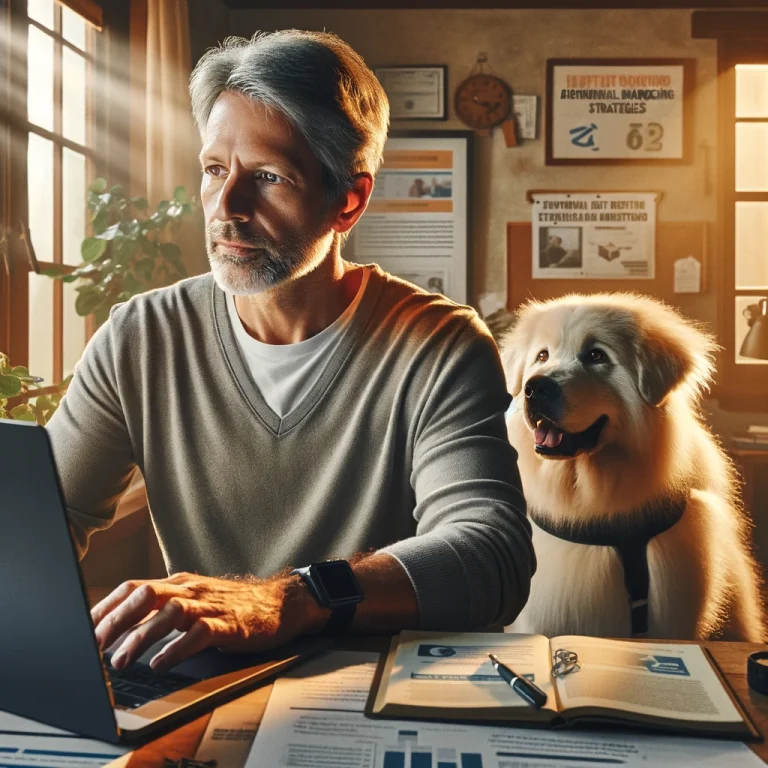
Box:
[48,30,533,672]
[540,235,567,268]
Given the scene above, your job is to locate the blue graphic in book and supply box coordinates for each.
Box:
[418,645,457,658]
[637,654,690,676]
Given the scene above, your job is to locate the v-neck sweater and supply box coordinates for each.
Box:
[48,265,534,629]
[224,267,370,419]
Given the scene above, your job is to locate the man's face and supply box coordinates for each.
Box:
[199,91,335,295]
[550,237,562,246]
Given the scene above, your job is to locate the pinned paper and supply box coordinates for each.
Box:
[673,256,702,294]
[478,291,507,317]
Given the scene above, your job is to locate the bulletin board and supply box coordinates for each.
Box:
[506,220,710,317]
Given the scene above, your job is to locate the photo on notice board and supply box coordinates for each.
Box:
[346,130,472,304]
[538,227,582,270]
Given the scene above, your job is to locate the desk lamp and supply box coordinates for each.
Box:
[740,298,768,360]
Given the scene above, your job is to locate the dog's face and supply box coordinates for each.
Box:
[500,295,715,461]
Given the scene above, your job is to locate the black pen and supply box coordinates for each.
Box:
[488,653,548,709]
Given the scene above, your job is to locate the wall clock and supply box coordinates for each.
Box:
[454,73,512,132]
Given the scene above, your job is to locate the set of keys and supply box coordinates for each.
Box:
[551,648,580,678]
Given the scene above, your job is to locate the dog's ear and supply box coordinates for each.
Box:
[634,304,716,406]
[498,313,526,398]
[636,334,689,406]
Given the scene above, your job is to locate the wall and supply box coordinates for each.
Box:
[188,0,230,68]
[229,8,718,316]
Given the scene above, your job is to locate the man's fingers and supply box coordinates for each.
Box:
[149,617,227,672]
[110,598,199,669]
[90,580,147,628]
[95,582,186,651]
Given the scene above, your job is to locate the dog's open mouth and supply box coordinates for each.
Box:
[533,414,608,458]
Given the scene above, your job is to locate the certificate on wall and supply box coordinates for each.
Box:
[532,192,657,279]
[375,66,447,120]
[347,131,472,304]
[546,59,694,164]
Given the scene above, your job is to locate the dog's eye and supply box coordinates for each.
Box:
[537,350,549,362]
[588,348,607,362]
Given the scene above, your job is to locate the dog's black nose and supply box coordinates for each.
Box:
[524,375,561,403]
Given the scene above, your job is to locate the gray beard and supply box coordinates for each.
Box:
[207,247,303,296]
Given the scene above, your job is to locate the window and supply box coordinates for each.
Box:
[717,40,768,406]
[1,0,101,386]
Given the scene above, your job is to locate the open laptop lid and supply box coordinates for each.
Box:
[0,419,119,743]
[0,419,332,746]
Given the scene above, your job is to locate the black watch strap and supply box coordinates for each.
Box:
[320,603,357,637]
[291,560,364,637]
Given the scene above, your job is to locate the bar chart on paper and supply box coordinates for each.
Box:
[382,729,483,768]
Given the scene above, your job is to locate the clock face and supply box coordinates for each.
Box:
[454,74,512,131]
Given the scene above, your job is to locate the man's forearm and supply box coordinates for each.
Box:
[289,552,419,635]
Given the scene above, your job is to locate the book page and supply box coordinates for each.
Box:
[247,649,763,768]
[550,636,743,723]
[381,631,557,711]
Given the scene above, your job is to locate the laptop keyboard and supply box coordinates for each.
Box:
[107,662,198,710]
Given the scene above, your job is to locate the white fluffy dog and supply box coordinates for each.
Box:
[500,294,764,641]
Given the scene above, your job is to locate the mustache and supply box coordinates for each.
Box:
[207,224,276,251]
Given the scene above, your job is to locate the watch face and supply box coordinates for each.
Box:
[313,560,363,603]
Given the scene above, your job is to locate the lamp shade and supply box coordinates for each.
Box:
[740,298,768,360]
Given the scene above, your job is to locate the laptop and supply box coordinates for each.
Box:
[0,418,330,746]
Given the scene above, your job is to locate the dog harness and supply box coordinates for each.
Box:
[529,495,688,635]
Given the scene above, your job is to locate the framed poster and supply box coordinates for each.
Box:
[346,130,472,304]
[546,58,694,165]
[532,192,657,279]
[374,66,447,120]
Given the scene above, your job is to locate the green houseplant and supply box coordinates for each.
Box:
[0,179,200,424]
[0,353,69,424]
[45,178,200,326]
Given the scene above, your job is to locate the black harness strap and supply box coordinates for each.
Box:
[529,495,688,635]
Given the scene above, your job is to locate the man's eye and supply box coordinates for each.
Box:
[536,350,549,363]
[205,165,225,178]
[256,171,284,184]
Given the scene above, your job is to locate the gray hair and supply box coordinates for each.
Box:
[189,30,390,205]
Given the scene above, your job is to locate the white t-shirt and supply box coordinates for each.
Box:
[225,267,370,418]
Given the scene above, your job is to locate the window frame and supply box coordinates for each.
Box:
[0,0,131,380]
[716,39,768,410]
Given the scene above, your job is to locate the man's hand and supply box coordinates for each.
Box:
[91,572,328,672]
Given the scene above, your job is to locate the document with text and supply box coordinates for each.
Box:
[245,650,763,768]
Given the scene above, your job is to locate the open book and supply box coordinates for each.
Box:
[366,631,759,740]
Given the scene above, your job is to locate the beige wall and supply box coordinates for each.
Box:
[230,9,718,308]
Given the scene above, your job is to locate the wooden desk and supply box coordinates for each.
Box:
[105,637,768,767]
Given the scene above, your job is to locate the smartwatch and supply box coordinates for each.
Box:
[291,559,364,636]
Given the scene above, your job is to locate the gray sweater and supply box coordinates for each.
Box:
[47,265,534,629]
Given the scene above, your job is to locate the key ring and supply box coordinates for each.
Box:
[551,648,580,678]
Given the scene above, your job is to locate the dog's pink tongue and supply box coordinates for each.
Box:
[535,426,564,447]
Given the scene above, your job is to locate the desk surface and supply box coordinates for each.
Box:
[82,589,768,768]
[106,637,768,768]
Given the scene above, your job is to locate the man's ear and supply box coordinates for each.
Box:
[331,173,373,235]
